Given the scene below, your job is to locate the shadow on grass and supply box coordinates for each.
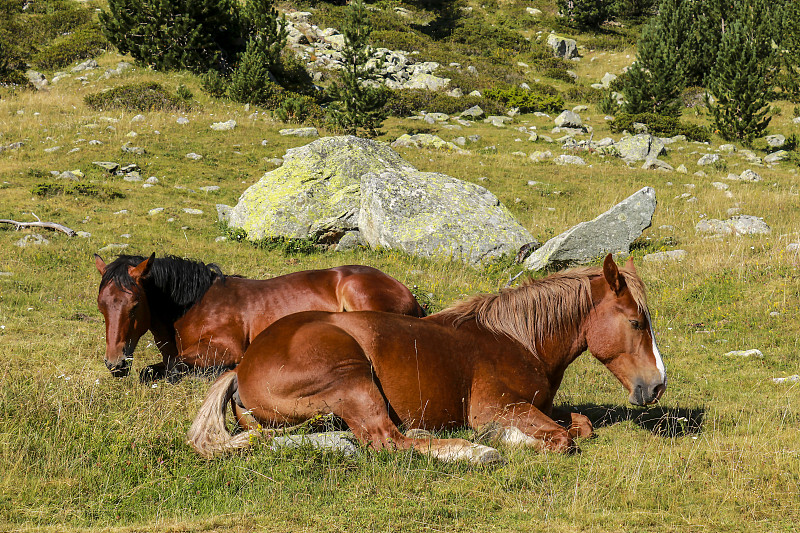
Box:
[573,403,705,438]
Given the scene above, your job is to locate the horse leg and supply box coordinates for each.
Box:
[551,408,594,439]
[330,382,501,464]
[139,362,167,383]
[471,402,578,453]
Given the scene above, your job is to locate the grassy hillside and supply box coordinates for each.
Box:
[1,1,800,531]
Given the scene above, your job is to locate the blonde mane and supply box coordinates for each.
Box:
[435,266,649,356]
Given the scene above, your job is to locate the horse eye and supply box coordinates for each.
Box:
[629,320,641,330]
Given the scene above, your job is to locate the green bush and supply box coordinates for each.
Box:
[557,0,612,29]
[448,16,533,55]
[84,82,193,112]
[32,182,124,200]
[384,89,505,117]
[544,67,576,84]
[565,85,604,104]
[596,90,621,114]
[274,94,324,125]
[609,112,711,142]
[200,70,228,98]
[483,86,564,114]
[32,25,107,70]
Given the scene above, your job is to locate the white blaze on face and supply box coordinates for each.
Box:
[649,323,667,384]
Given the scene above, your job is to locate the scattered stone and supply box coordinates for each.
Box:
[210,120,237,131]
[121,143,145,155]
[711,182,729,190]
[723,349,763,358]
[676,164,688,174]
[145,176,159,184]
[786,243,800,253]
[642,159,673,171]
[114,210,129,215]
[764,150,788,164]
[215,236,227,242]
[718,144,737,153]
[131,114,145,122]
[765,134,785,149]
[199,186,220,193]
[15,234,50,247]
[738,169,762,182]
[177,117,189,125]
[600,72,617,88]
[186,152,203,160]
[643,250,687,262]
[615,134,666,162]
[526,7,542,16]
[773,375,800,384]
[554,110,583,129]
[524,187,657,271]
[123,172,142,182]
[697,153,720,166]
[97,243,129,254]
[547,34,579,59]
[554,154,586,166]
[529,150,553,162]
[183,208,204,215]
[43,146,61,153]
[460,105,485,119]
[76,231,91,238]
[279,127,319,137]
[334,231,364,252]
[58,171,80,181]
[695,215,771,236]
[268,431,358,457]
[148,208,164,215]
[392,133,468,153]
[25,70,48,90]
[485,116,512,127]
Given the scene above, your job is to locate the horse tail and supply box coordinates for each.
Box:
[186,370,259,458]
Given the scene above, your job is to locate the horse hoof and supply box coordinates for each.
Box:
[470,444,505,465]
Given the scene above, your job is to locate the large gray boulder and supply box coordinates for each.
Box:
[360,170,534,265]
[224,136,414,240]
[615,134,666,162]
[524,187,657,271]
[547,34,579,59]
[225,136,532,265]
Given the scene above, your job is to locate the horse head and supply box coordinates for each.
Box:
[95,253,155,377]
[586,254,667,406]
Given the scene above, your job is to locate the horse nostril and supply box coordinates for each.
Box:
[653,383,666,401]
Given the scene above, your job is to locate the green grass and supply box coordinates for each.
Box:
[2,2,800,531]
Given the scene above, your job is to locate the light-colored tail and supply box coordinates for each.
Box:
[186,370,259,458]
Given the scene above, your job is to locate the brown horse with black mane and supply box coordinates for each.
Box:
[95,254,425,381]
[188,255,666,463]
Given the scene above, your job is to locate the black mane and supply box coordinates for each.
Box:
[100,254,225,321]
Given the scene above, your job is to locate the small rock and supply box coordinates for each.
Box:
[97,243,129,254]
[773,375,800,384]
[15,234,50,247]
[114,210,129,215]
[131,114,145,122]
[183,208,204,215]
[186,152,203,160]
[121,143,144,155]
[148,208,164,215]
[215,236,228,242]
[279,127,319,137]
[676,164,688,174]
[145,176,159,184]
[554,154,586,166]
[697,153,721,166]
[765,134,785,149]
[764,150,788,164]
[529,150,553,162]
[210,120,237,131]
[723,349,763,358]
[739,169,761,182]
[711,182,729,190]
[199,186,220,192]
[177,117,189,125]
[643,250,687,262]
[44,146,61,153]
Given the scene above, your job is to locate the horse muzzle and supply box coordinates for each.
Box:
[628,380,666,406]
[105,356,133,377]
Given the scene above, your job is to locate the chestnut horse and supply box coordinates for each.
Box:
[95,254,425,381]
[188,255,666,463]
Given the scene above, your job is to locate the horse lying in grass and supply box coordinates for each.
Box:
[95,254,425,382]
[187,254,666,463]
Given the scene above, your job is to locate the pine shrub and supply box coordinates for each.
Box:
[274,95,324,125]
[384,90,505,117]
[326,0,388,137]
[32,25,107,70]
[99,0,243,72]
[557,0,612,29]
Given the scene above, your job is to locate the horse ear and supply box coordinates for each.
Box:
[603,253,624,294]
[128,253,155,281]
[624,256,637,273]
[94,254,107,275]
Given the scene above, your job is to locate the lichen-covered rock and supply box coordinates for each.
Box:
[391,133,469,154]
[524,187,657,271]
[547,34,579,59]
[359,169,533,264]
[227,136,414,240]
[695,215,770,236]
[405,72,450,91]
[615,135,666,162]
[555,111,582,129]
